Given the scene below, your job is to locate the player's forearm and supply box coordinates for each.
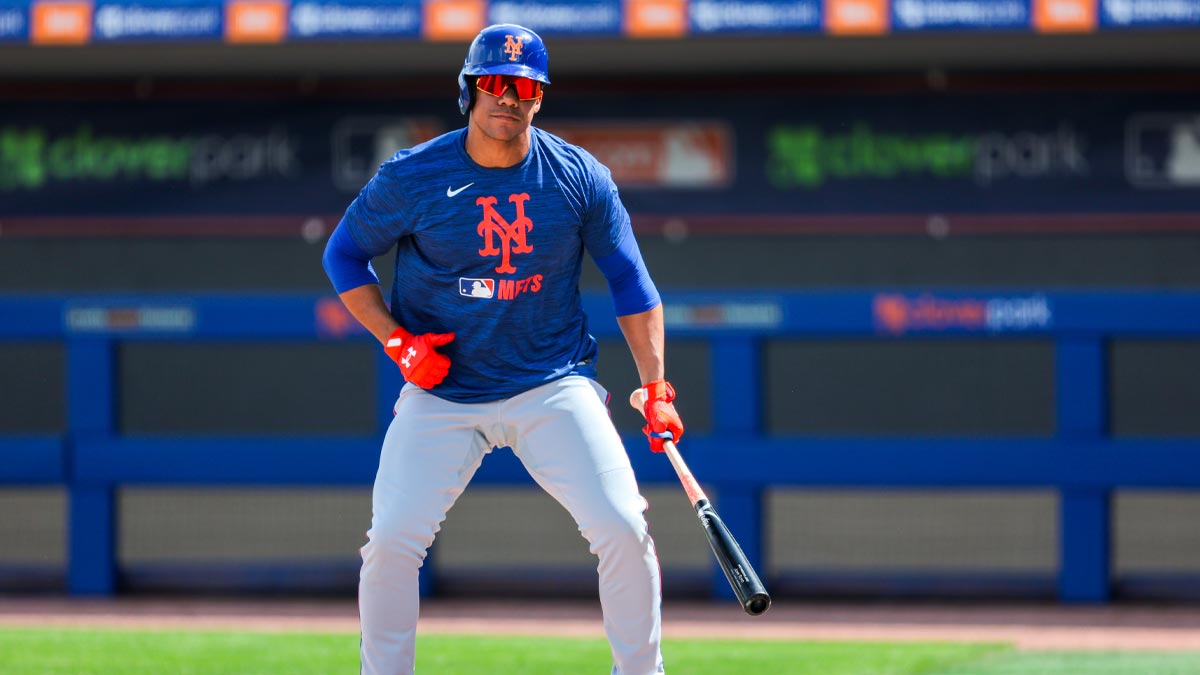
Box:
[338,284,400,346]
[616,303,665,385]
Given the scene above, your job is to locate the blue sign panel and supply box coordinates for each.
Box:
[872,293,1052,335]
[1100,0,1200,27]
[92,0,223,41]
[689,0,822,33]
[289,0,421,39]
[487,0,621,35]
[892,0,1030,30]
[0,1,27,42]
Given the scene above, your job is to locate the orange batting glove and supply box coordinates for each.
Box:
[640,379,684,453]
[384,327,455,389]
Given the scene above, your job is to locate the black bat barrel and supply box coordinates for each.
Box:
[694,499,772,616]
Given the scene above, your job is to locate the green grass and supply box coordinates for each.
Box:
[932,650,1200,675]
[0,628,1194,675]
[419,635,1004,674]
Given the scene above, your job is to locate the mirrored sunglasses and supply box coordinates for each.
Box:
[475,75,543,101]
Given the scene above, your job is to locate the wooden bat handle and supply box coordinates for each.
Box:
[630,388,708,506]
[661,439,708,506]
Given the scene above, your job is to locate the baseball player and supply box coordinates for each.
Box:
[321,23,685,675]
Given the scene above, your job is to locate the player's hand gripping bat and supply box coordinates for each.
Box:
[630,388,772,616]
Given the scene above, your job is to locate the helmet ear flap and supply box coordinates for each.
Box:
[457,71,475,115]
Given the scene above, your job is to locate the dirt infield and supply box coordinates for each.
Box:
[1,597,1199,651]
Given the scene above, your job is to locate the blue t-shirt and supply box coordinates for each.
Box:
[341,127,656,403]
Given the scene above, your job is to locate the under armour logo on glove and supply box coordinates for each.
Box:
[384,327,455,389]
[400,347,417,369]
[640,380,684,453]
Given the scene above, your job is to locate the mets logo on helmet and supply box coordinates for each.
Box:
[504,35,523,61]
[477,193,533,274]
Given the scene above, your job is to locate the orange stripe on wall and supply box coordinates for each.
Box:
[624,0,689,38]
[225,0,289,43]
[422,0,486,41]
[1033,0,1097,32]
[31,1,93,45]
[825,0,889,35]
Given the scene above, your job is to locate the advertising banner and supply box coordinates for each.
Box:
[689,0,821,33]
[0,104,318,216]
[1125,113,1200,189]
[873,293,1052,334]
[289,0,420,38]
[4,0,1200,45]
[488,0,620,35]
[891,0,1029,30]
[753,94,1200,217]
[93,0,222,41]
[4,92,1200,226]
[540,122,733,188]
[1100,0,1200,26]
[0,0,28,40]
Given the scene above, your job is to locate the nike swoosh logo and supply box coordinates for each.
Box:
[446,182,474,197]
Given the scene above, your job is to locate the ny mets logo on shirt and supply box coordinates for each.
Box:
[477,193,533,274]
[504,35,523,61]
[470,193,542,301]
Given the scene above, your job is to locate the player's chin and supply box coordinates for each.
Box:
[487,117,526,135]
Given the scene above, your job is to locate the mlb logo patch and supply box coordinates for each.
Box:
[459,278,495,299]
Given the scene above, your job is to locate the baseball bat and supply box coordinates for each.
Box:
[630,389,772,616]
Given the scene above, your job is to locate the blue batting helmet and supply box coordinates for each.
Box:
[457,24,550,115]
